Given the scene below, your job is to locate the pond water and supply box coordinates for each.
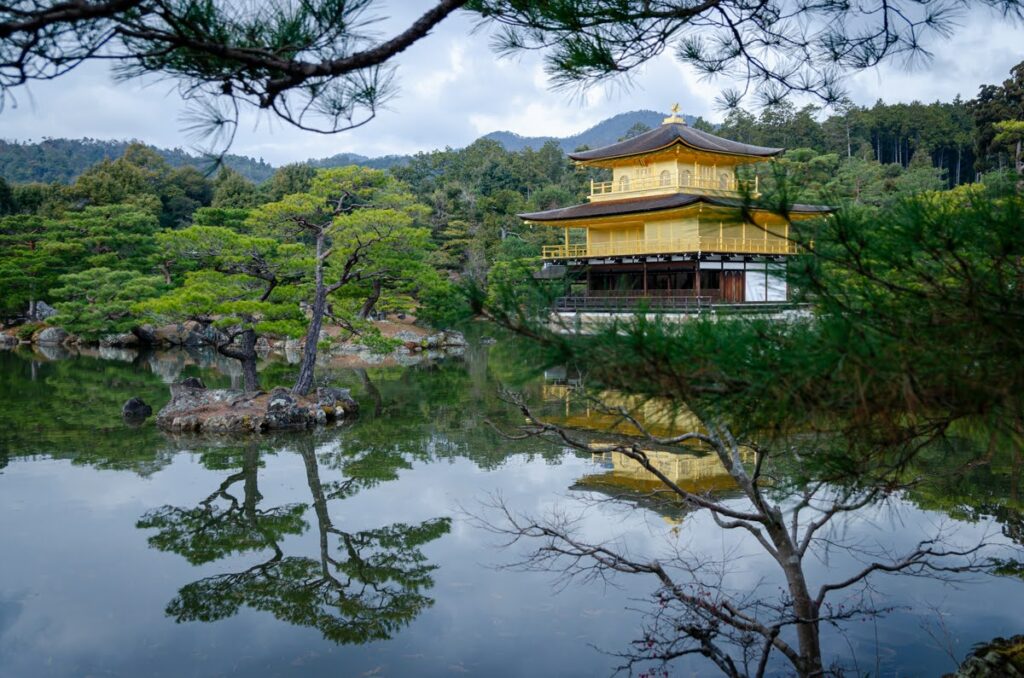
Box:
[0,342,1021,677]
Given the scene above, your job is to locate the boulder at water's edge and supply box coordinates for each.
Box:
[156,382,356,433]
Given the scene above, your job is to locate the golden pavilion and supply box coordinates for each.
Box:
[520,105,831,310]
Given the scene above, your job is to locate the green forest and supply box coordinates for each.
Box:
[0,137,278,184]
[1,60,1023,346]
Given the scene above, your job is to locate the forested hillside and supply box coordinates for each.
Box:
[1,61,1021,333]
[713,98,981,187]
[0,138,276,184]
[307,152,410,170]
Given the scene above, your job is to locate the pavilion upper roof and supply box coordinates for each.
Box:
[519,192,832,223]
[568,121,783,164]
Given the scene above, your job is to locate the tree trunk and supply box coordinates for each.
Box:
[240,353,259,392]
[242,444,262,523]
[357,279,383,320]
[298,440,333,573]
[723,442,823,677]
[218,328,260,391]
[771,532,823,676]
[27,298,36,320]
[293,232,327,396]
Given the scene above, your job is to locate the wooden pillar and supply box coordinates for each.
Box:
[642,259,648,295]
[563,226,569,255]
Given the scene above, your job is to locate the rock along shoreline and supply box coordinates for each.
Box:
[0,320,468,369]
[156,380,359,434]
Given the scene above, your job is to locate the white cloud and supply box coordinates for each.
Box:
[469,102,599,139]
[0,3,1021,165]
[411,41,468,102]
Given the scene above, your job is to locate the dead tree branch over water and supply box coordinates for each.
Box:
[475,391,992,677]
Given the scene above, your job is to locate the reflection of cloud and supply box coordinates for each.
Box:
[0,594,24,642]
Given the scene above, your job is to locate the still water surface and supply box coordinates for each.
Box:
[0,343,1021,677]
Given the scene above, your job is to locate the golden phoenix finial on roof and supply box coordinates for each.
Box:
[663,103,685,125]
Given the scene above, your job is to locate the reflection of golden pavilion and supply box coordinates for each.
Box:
[542,383,702,439]
[586,447,743,495]
[574,449,744,526]
[543,379,749,522]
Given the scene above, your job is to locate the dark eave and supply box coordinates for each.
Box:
[568,123,783,163]
[519,193,833,223]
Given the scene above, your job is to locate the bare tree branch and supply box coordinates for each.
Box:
[474,388,1001,676]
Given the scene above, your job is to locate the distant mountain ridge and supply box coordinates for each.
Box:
[482,109,698,152]
[0,110,699,184]
[0,138,276,184]
[307,152,409,171]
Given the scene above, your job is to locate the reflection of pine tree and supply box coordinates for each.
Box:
[0,349,173,472]
[908,438,1024,548]
[137,444,307,565]
[139,437,450,644]
[322,351,568,471]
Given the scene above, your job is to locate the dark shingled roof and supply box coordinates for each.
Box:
[519,193,833,223]
[568,122,783,162]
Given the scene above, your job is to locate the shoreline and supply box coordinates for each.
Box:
[0,318,467,370]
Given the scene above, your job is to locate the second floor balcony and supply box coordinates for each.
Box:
[541,235,797,260]
[591,172,758,200]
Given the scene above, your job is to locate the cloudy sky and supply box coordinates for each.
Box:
[1,1,1021,165]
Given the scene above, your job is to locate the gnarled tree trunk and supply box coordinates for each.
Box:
[765,520,823,675]
[218,328,260,391]
[357,279,383,320]
[293,231,327,396]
